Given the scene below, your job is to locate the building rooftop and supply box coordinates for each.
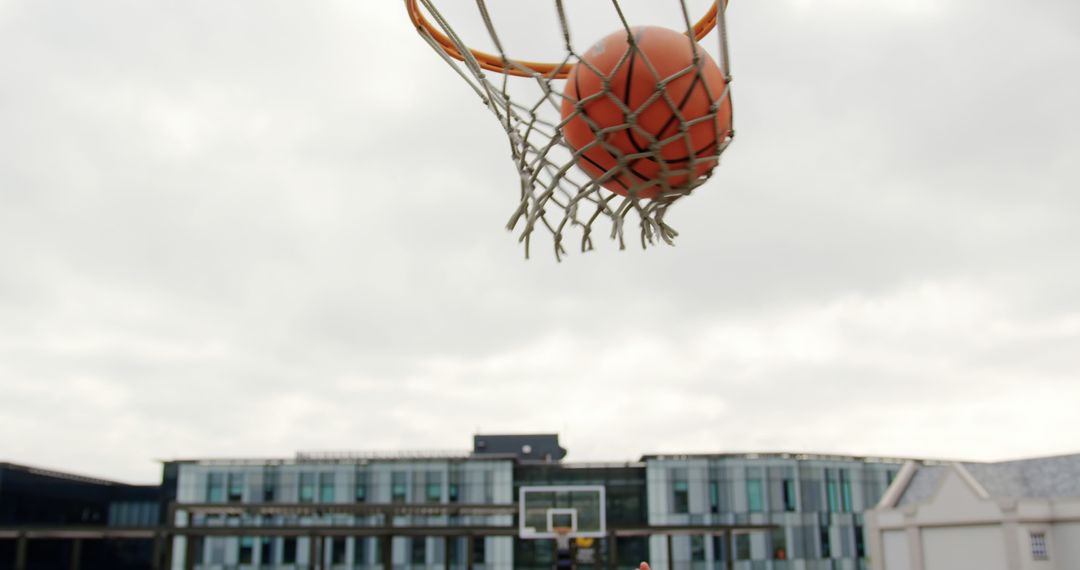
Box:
[641,452,921,464]
[163,451,517,467]
[0,461,129,487]
[473,434,567,463]
[894,453,1080,506]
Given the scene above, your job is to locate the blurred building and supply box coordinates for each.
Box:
[168,451,516,569]
[0,461,164,570]
[645,454,905,569]
[866,454,1080,570]
[1,436,944,570]
[165,437,911,569]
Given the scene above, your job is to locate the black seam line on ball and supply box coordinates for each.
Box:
[580,151,631,193]
[574,29,663,188]
[625,42,718,163]
[573,73,650,187]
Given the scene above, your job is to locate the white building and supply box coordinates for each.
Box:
[866,454,1080,570]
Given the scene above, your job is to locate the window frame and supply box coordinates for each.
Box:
[1030,531,1049,561]
[746,479,764,513]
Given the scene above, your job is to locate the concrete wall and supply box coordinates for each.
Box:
[1016,523,1056,570]
[881,530,910,570]
[921,526,1007,570]
[1053,523,1080,565]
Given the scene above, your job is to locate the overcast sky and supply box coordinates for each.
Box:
[1,0,1078,484]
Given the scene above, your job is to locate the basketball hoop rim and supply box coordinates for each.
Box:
[406,0,730,79]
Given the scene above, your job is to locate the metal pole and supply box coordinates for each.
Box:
[184,535,198,570]
[151,534,163,570]
[725,531,734,570]
[607,531,618,570]
[666,534,674,570]
[14,533,27,570]
[69,538,82,570]
[162,533,174,570]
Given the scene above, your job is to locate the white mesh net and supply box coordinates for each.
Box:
[408,0,734,259]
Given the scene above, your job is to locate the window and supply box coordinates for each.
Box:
[855,524,866,558]
[772,528,787,560]
[783,479,797,512]
[449,469,461,503]
[673,480,690,514]
[263,469,276,502]
[355,473,367,503]
[712,536,725,563]
[825,470,839,513]
[412,537,427,564]
[392,472,408,503]
[299,473,316,503]
[227,473,244,503]
[239,537,254,564]
[820,525,832,558]
[331,537,347,565]
[1031,532,1049,560]
[691,535,706,562]
[207,473,225,503]
[472,537,486,563]
[735,534,751,560]
[355,537,368,565]
[427,481,442,502]
[709,481,720,513]
[747,479,764,513]
[319,473,335,503]
[260,538,274,565]
[840,470,853,513]
[282,538,297,564]
[482,470,494,503]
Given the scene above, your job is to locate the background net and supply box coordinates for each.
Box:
[409,0,733,259]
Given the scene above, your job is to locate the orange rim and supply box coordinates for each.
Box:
[407,1,727,79]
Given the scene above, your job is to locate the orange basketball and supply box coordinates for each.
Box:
[561,26,733,199]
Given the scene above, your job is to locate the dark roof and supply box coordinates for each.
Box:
[896,465,947,506]
[473,434,567,463]
[963,454,1080,499]
[0,461,127,487]
[896,453,1080,505]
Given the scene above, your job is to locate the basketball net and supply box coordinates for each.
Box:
[408,1,734,259]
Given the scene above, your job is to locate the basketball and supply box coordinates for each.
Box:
[561,26,733,199]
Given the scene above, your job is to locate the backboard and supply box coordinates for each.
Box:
[519,485,606,539]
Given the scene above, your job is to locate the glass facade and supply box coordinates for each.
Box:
[172,458,514,569]
[645,455,902,569]
[227,473,244,503]
[299,472,315,503]
[319,472,335,503]
[746,479,764,513]
[206,473,224,503]
[355,469,367,502]
[168,451,902,569]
